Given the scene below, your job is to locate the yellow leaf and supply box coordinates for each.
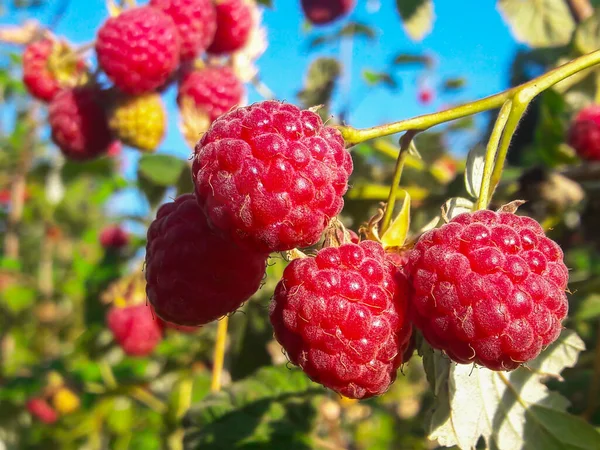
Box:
[381,190,411,249]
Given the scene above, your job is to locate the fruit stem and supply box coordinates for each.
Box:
[475,100,512,210]
[211,316,229,392]
[337,49,600,147]
[379,132,415,235]
[128,385,167,413]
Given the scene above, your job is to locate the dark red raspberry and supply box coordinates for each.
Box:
[178,65,244,122]
[99,225,129,250]
[107,303,163,356]
[96,6,180,94]
[301,0,355,25]
[27,398,59,424]
[408,210,569,371]
[568,105,600,161]
[207,0,252,55]
[192,100,353,253]
[48,87,113,161]
[150,0,216,60]
[269,241,413,399]
[22,39,61,102]
[145,194,268,326]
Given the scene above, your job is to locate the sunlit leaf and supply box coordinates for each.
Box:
[498,0,575,48]
[464,145,486,199]
[395,0,435,41]
[381,190,411,248]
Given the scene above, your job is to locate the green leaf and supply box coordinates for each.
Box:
[339,22,377,40]
[256,0,273,7]
[442,77,467,91]
[361,69,399,89]
[184,366,324,449]
[424,330,595,450]
[574,8,600,55]
[498,0,575,48]
[575,294,600,321]
[1,285,36,313]
[442,197,474,220]
[395,0,435,42]
[392,52,433,67]
[137,154,188,187]
[464,145,486,199]
[297,57,341,109]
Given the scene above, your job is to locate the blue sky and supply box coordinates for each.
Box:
[2,0,519,219]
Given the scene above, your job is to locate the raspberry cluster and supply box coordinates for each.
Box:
[568,105,600,161]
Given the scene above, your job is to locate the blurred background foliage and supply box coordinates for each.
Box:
[1,0,600,449]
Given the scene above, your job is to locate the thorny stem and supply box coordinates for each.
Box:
[379,132,415,235]
[338,49,600,211]
[476,100,513,210]
[211,316,229,392]
[337,49,600,142]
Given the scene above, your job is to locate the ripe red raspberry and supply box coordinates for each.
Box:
[408,210,569,371]
[269,241,413,399]
[145,194,268,326]
[96,6,180,94]
[192,100,353,253]
[207,0,252,55]
[48,87,114,161]
[301,0,355,25]
[99,225,129,250]
[22,39,61,102]
[150,0,217,60]
[107,303,163,356]
[568,105,600,161]
[418,87,434,105]
[27,398,59,424]
[178,65,244,122]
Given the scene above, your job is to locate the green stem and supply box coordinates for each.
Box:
[337,49,600,146]
[487,99,531,199]
[476,100,513,210]
[379,132,415,235]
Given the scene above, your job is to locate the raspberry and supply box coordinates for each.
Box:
[51,388,80,415]
[48,87,114,161]
[269,241,413,399]
[418,87,434,105]
[150,0,217,60]
[408,210,569,371]
[96,6,180,95]
[568,105,600,161]
[107,303,163,356]
[27,398,59,424]
[109,93,166,152]
[145,194,268,326]
[301,0,355,25]
[207,0,253,55]
[178,65,244,123]
[99,225,129,250]
[22,39,60,102]
[192,100,353,253]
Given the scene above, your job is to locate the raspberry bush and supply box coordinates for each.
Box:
[2,1,600,449]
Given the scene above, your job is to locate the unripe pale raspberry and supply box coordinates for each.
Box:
[107,303,163,356]
[301,0,355,25]
[150,0,217,60]
[408,210,569,371]
[109,93,166,152]
[207,0,253,55]
[192,100,353,253]
[269,241,413,399]
[96,6,180,94]
[27,398,59,424]
[48,87,114,161]
[178,65,244,122]
[51,388,80,415]
[567,105,600,161]
[99,225,129,250]
[145,194,268,326]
